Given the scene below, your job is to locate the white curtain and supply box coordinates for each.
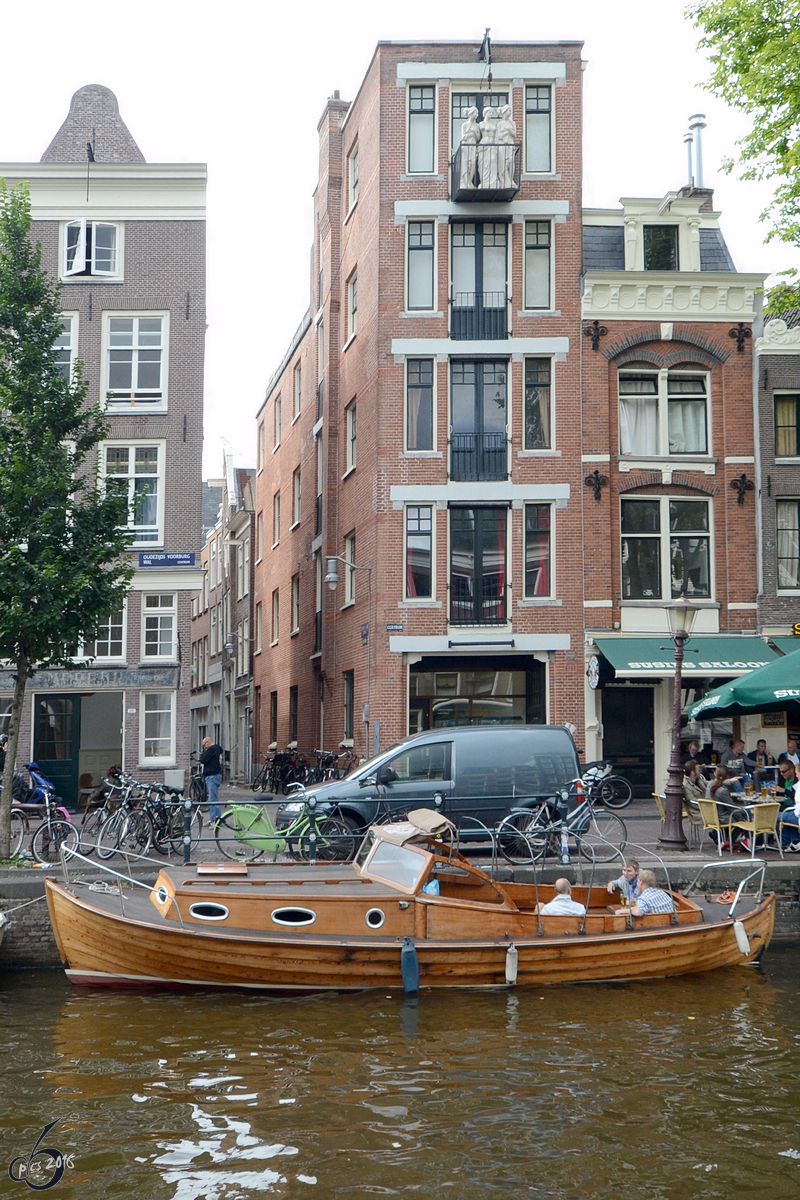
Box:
[777,502,800,587]
[619,396,657,455]
[668,400,706,454]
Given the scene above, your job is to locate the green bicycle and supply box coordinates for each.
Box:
[213,797,356,863]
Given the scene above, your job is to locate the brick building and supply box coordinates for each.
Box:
[581,188,768,793]
[0,85,206,804]
[253,39,588,761]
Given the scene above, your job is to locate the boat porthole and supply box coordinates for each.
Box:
[271,907,317,927]
[188,902,230,922]
[365,908,385,929]
[155,885,169,906]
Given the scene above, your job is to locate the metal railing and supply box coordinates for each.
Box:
[449,431,508,480]
[451,142,521,202]
[450,291,508,340]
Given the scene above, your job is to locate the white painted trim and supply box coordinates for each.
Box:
[396,62,567,82]
[1,162,206,221]
[584,600,613,607]
[403,502,437,601]
[390,634,571,653]
[394,199,569,221]
[390,482,569,504]
[101,309,169,413]
[392,336,569,356]
[724,456,755,464]
[582,454,610,462]
[728,603,758,609]
[138,687,177,767]
[131,568,204,592]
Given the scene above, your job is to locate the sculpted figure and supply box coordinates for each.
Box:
[495,103,517,189]
[478,105,500,189]
[459,106,481,190]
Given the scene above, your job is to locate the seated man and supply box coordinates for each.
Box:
[606,859,639,904]
[721,739,754,792]
[777,758,800,850]
[614,869,674,916]
[682,759,705,816]
[749,738,777,787]
[540,878,586,916]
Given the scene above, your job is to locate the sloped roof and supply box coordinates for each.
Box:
[41,85,145,163]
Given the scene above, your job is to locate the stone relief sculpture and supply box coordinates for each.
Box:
[756,318,800,352]
[456,101,517,192]
[459,106,481,189]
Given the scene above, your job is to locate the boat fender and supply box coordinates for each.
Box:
[401,937,419,997]
[733,920,750,956]
[505,943,518,986]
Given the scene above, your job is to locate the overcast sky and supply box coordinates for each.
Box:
[2,0,796,477]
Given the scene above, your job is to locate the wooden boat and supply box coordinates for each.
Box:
[45,811,775,992]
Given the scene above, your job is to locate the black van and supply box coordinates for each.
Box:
[276,725,580,833]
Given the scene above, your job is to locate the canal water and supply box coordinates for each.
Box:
[2,951,800,1199]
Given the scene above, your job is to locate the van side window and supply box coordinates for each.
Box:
[386,742,451,782]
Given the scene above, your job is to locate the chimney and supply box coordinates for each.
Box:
[683,131,694,187]
[688,114,706,187]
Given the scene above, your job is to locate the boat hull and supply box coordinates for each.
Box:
[45,880,775,991]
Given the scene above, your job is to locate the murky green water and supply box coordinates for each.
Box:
[2,952,800,1198]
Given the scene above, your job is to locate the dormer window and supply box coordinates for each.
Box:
[63,220,120,277]
[643,225,678,271]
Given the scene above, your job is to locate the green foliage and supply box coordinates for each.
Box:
[688,0,800,245]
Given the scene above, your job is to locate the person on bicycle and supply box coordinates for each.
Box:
[200,737,224,824]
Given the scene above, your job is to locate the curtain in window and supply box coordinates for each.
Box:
[777,501,800,587]
[775,396,798,456]
[668,400,707,453]
[619,395,657,454]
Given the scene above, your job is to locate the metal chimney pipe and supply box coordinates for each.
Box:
[684,132,694,187]
[689,114,707,187]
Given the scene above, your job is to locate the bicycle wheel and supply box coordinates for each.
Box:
[189,776,207,804]
[118,811,153,856]
[97,810,126,859]
[497,808,553,865]
[214,810,266,862]
[293,817,356,862]
[167,804,203,852]
[577,809,627,863]
[10,810,28,858]
[597,776,633,809]
[78,807,110,855]
[31,819,79,864]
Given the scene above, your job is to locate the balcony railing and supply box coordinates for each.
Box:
[450,291,508,340]
[449,432,508,481]
[450,142,521,202]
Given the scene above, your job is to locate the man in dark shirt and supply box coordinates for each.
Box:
[200,737,223,823]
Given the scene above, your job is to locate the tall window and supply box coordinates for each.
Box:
[450,360,508,481]
[644,226,679,271]
[621,497,711,600]
[106,317,164,406]
[271,589,280,644]
[524,504,551,597]
[777,501,800,588]
[407,221,435,310]
[291,574,300,632]
[525,86,552,172]
[314,552,323,654]
[273,492,281,545]
[64,220,119,277]
[85,609,125,659]
[292,468,301,526]
[451,222,507,338]
[775,394,800,456]
[270,691,278,743]
[289,686,299,743]
[293,362,302,419]
[346,403,357,471]
[408,85,435,173]
[618,371,709,457]
[210,605,218,657]
[316,435,324,535]
[237,618,249,677]
[237,537,250,599]
[348,143,359,209]
[317,321,325,418]
[524,221,551,309]
[255,601,262,652]
[344,532,356,603]
[141,692,175,763]
[343,670,354,739]
[450,507,507,624]
[256,512,263,560]
[274,393,282,448]
[407,359,434,451]
[257,423,265,470]
[406,505,433,599]
[347,273,358,339]
[103,443,162,544]
[54,317,76,380]
[143,593,176,658]
[524,359,552,449]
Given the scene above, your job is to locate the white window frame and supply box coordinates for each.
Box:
[54,313,79,381]
[618,368,712,459]
[522,502,554,600]
[271,588,280,645]
[61,219,123,279]
[237,617,249,677]
[293,362,302,421]
[209,539,217,590]
[291,574,300,634]
[139,689,176,766]
[210,604,218,657]
[84,603,127,662]
[404,504,435,602]
[255,601,263,653]
[102,311,169,411]
[521,356,554,453]
[777,499,800,590]
[142,592,178,661]
[273,491,281,546]
[345,403,357,474]
[523,220,553,311]
[256,512,264,562]
[257,422,265,471]
[292,468,301,529]
[348,141,359,211]
[407,83,437,175]
[620,495,715,602]
[101,439,165,547]
[347,272,358,341]
[344,532,356,606]
[406,220,436,312]
[404,357,437,455]
[274,394,282,450]
[238,537,250,599]
[523,84,554,175]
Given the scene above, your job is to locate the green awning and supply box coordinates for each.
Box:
[594,636,778,679]
[687,647,800,719]
[770,637,800,656]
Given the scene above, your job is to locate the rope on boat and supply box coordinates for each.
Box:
[0,894,47,916]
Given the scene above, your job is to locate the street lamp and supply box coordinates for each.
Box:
[324,555,373,761]
[659,595,700,850]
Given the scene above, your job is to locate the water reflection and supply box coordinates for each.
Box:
[1,955,799,1198]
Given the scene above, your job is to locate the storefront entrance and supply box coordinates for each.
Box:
[602,686,655,798]
[33,692,123,810]
[409,656,546,731]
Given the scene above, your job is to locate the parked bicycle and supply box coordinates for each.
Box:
[213,794,356,863]
[12,763,79,864]
[497,781,627,865]
[580,761,633,810]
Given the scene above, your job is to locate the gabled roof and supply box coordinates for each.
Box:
[41,85,145,164]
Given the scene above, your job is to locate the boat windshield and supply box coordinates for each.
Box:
[364,841,427,891]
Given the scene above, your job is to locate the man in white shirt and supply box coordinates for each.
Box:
[786,738,799,767]
[540,878,586,916]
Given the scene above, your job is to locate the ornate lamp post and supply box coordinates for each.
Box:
[659,595,699,851]
[324,556,373,761]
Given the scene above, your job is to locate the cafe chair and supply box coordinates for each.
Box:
[651,793,666,821]
[696,799,735,857]
[652,793,703,848]
[731,801,784,860]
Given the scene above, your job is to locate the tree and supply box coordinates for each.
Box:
[688,0,800,312]
[0,183,133,858]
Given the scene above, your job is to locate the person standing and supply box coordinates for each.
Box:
[200,736,224,824]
